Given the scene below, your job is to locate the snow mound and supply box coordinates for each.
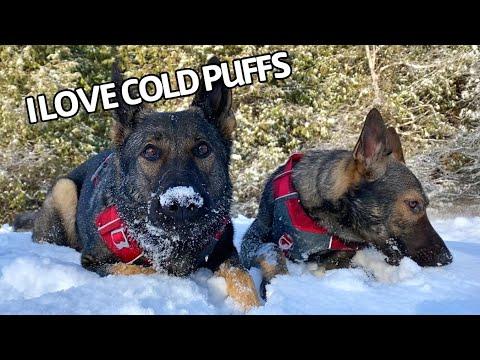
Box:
[2,256,96,300]
[158,186,203,208]
[0,218,480,314]
[352,247,421,283]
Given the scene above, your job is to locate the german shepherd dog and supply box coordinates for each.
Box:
[26,57,260,310]
[240,109,453,296]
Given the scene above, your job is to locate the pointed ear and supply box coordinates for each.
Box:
[110,61,145,147]
[386,127,405,163]
[191,56,236,140]
[353,108,388,180]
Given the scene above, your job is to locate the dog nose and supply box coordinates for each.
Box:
[151,185,205,223]
[435,248,453,266]
[411,244,453,267]
[161,199,202,221]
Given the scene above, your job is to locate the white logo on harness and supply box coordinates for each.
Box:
[278,233,294,250]
[110,227,130,250]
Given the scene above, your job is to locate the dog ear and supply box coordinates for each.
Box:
[353,108,388,180]
[386,127,405,163]
[191,56,236,140]
[110,61,145,147]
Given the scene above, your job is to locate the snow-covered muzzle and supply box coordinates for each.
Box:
[115,175,231,275]
[149,185,207,226]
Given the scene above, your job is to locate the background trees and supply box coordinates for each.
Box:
[1,45,478,223]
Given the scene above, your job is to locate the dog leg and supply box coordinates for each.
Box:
[51,178,79,249]
[108,263,157,275]
[252,243,288,299]
[33,178,80,250]
[304,252,356,278]
[255,243,288,281]
[216,260,261,311]
[81,251,156,276]
[318,250,356,270]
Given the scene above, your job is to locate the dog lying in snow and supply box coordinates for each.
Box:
[17,57,260,311]
[240,108,453,297]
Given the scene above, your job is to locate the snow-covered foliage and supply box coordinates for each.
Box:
[1,46,479,222]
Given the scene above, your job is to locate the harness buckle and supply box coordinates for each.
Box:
[110,227,130,250]
[278,233,294,251]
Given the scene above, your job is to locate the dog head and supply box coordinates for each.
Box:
[348,108,452,267]
[109,57,235,274]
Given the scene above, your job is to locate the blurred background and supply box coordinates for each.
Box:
[0,45,479,224]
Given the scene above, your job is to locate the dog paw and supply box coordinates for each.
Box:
[255,243,288,282]
[216,263,261,312]
[81,253,97,268]
[109,263,157,276]
[312,266,327,277]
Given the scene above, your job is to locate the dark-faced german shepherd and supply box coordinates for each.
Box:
[240,108,453,295]
[27,57,260,310]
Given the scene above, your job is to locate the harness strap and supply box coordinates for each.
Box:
[95,205,231,265]
[95,205,149,265]
[91,153,114,188]
[273,152,303,199]
[214,217,231,241]
[273,153,363,252]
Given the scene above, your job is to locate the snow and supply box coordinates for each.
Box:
[158,186,204,208]
[0,216,480,314]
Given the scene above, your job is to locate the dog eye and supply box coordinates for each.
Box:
[142,144,161,161]
[405,200,422,214]
[193,142,211,159]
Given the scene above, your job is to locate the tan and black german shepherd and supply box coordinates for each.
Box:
[240,108,453,297]
[17,57,260,310]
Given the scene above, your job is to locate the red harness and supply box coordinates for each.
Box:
[273,153,361,254]
[95,205,230,265]
[92,153,229,265]
[95,205,148,264]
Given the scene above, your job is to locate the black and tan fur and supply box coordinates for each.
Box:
[23,57,260,310]
[241,108,453,296]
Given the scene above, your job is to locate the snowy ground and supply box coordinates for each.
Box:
[0,215,479,314]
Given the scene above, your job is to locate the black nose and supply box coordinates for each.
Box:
[160,199,202,221]
[150,186,205,224]
[411,245,453,267]
[435,248,453,266]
